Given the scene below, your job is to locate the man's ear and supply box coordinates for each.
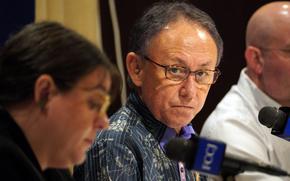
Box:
[245,46,264,75]
[34,74,58,110]
[126,52,144,87]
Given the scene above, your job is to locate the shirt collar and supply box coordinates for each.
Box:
[159,125,195,151]
[128,91,195,150]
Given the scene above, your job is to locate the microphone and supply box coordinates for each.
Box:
[164,136,290,177]
[258,106,290,141]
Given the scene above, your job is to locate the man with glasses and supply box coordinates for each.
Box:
[142,56,220,85]
[201,1,290,180]
[75,1,223,181]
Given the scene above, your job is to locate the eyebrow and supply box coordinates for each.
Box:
[172,57,214,68]
[199,61,213,67]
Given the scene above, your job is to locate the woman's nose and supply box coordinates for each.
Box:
[94,114,109,130]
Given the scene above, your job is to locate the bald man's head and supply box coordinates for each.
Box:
[244,1,290,106]
[246,1,290,47]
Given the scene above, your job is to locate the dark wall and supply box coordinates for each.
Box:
[0,1,34,46]
[101,0,280,133]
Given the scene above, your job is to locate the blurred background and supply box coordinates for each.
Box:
[0,0,280,133]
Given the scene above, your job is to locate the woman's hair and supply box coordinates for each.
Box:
[0,21,121,107]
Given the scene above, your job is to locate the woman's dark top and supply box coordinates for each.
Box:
[0,108,74,181]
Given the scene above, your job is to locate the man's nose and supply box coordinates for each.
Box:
[179,74,198,101]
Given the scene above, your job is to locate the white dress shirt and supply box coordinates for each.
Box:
[201,68,290,181]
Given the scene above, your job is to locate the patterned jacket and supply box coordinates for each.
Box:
[79,92,206,181]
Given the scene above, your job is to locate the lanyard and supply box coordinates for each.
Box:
[178,162,200,181]
[178,162,186,181]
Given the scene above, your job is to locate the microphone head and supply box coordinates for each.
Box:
[258,106,284,128]
[164,137,196,165]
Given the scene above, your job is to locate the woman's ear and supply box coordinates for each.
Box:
[245,46,264,75]
[126,52,144,87]
[34,74,58,111]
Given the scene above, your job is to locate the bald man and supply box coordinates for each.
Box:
[201,2,290,180]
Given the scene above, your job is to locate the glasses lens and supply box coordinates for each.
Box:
[166,66,188,81]
[195,70,212,84]
[195,70,220,85]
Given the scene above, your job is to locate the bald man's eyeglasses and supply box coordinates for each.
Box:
[143,56,221,85]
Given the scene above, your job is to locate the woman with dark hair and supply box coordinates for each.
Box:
[0,21,120,181]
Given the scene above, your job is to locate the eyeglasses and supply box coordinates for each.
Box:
[143,56,221,85]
